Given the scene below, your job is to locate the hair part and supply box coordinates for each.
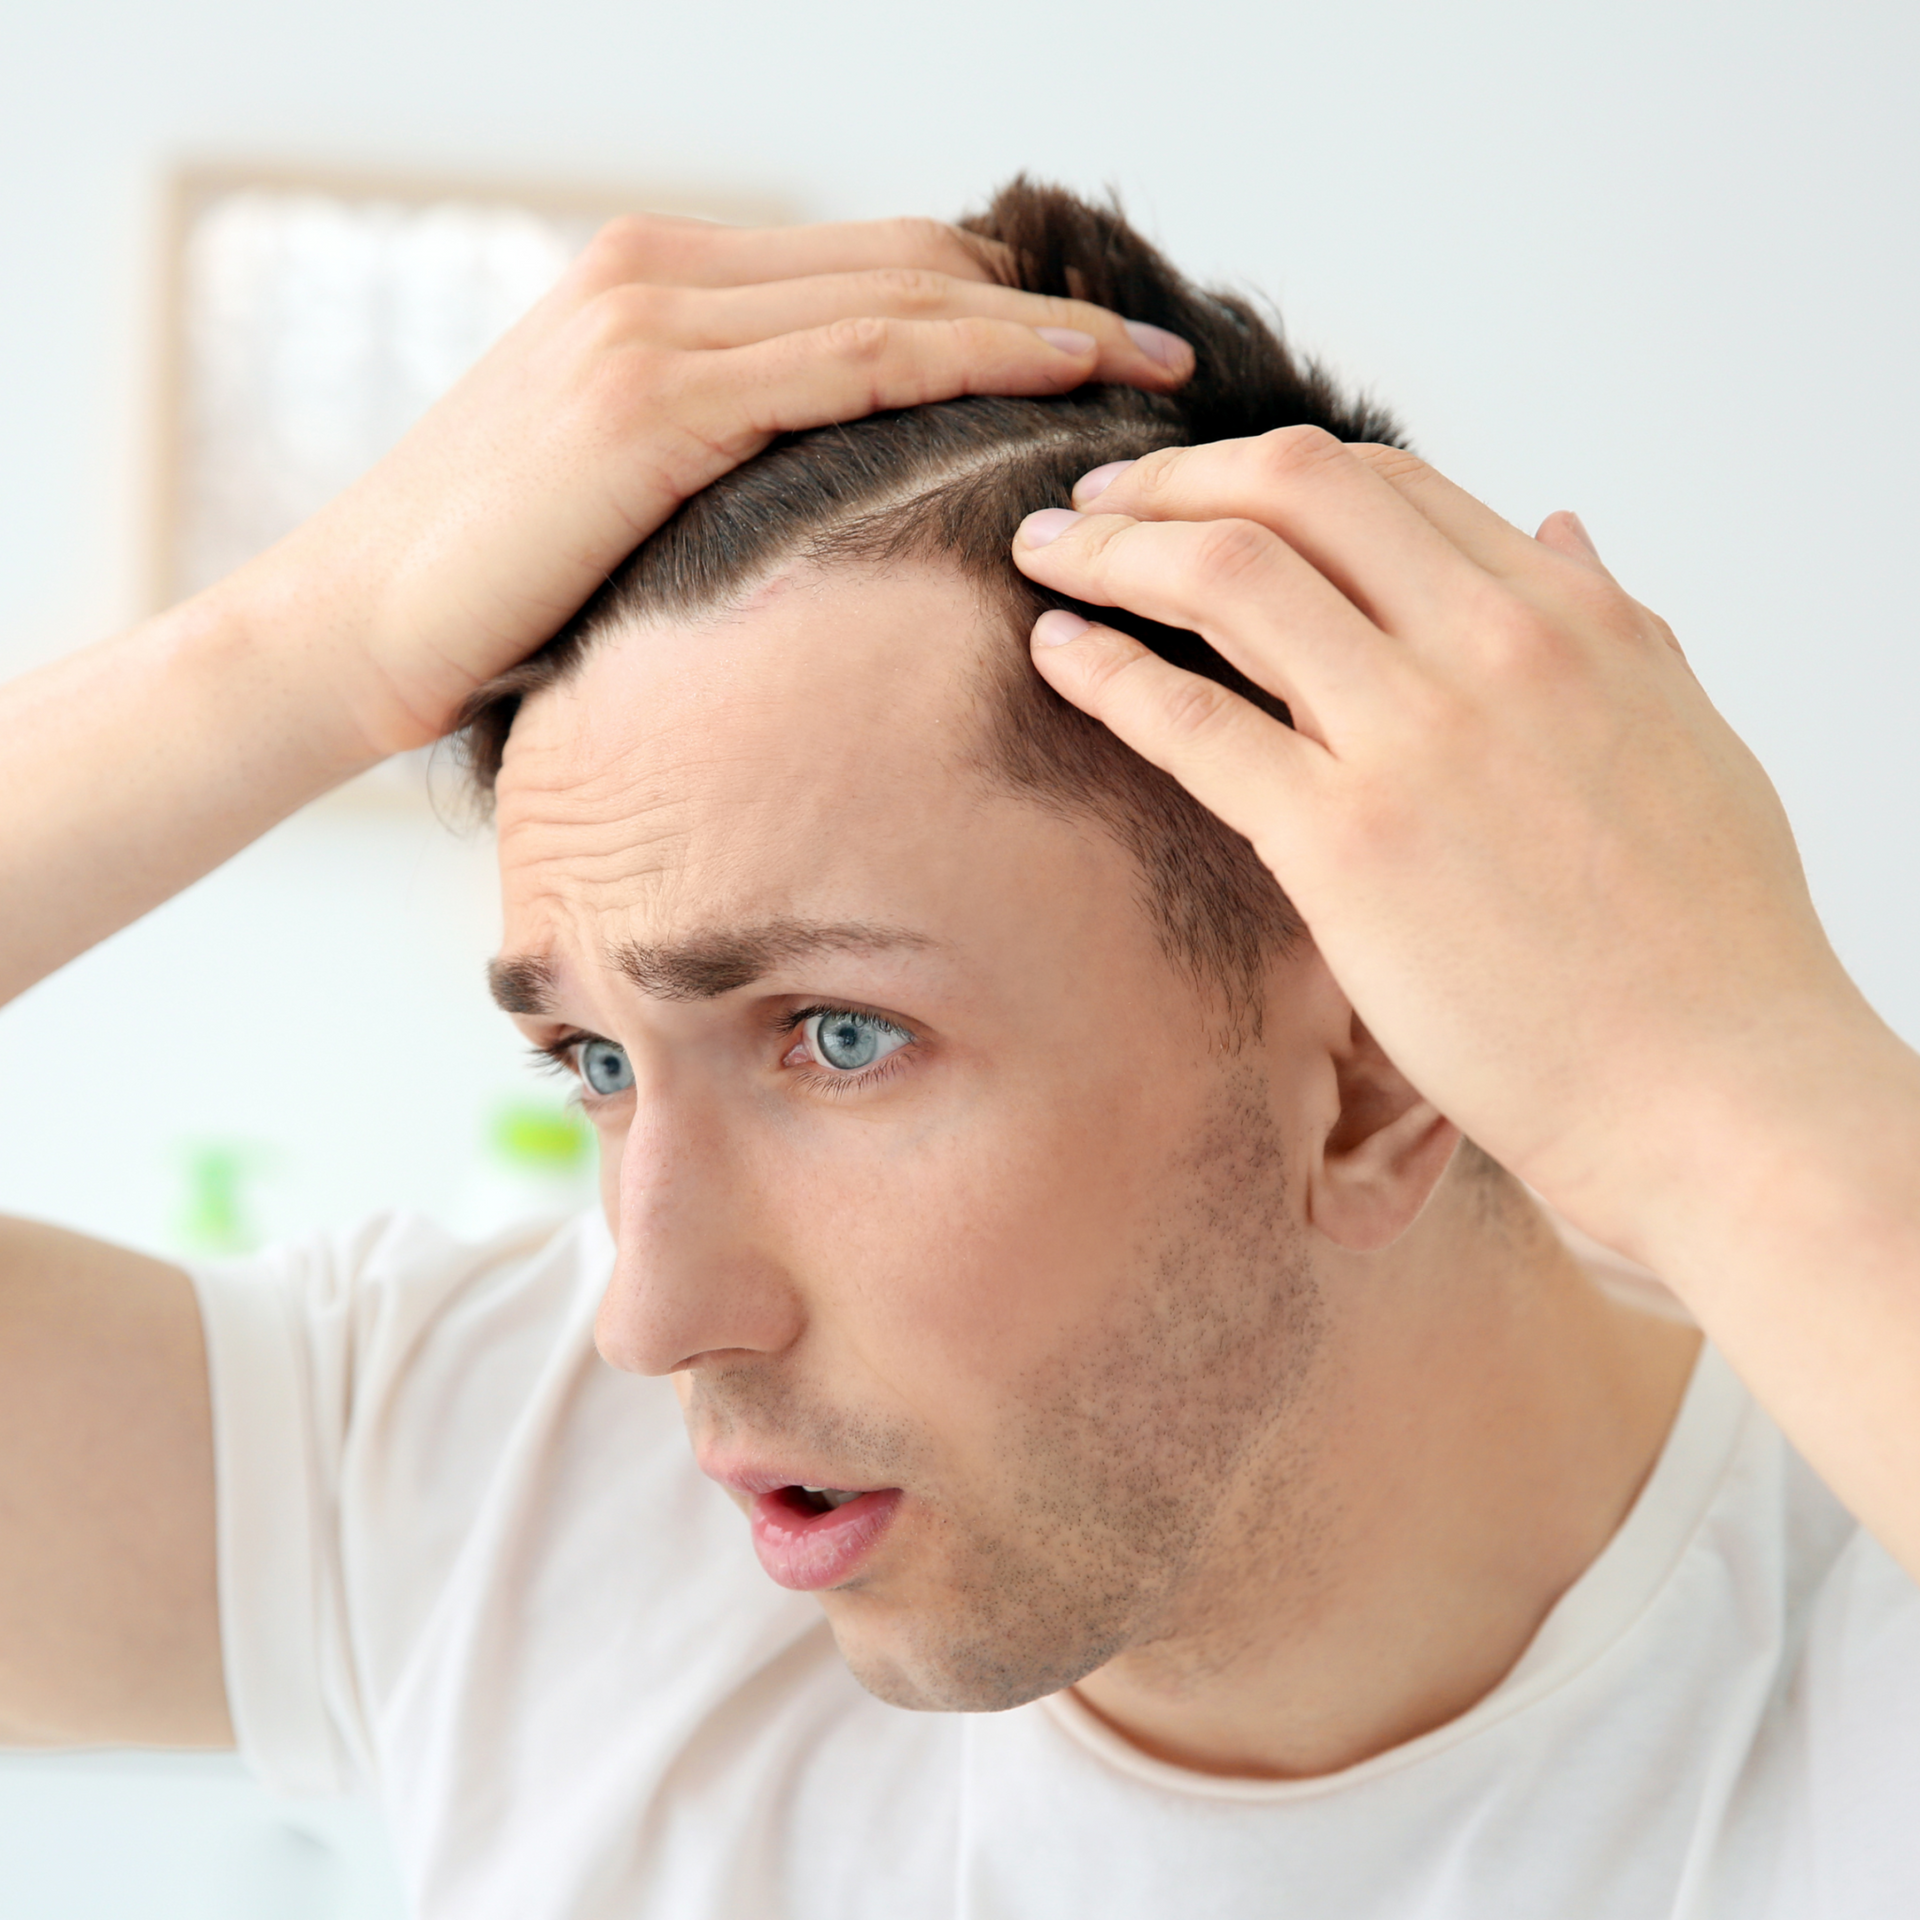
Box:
[458,177,1409,1029]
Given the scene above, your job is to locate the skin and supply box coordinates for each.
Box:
[1,211,1184,1005]
[0,211,1178,1745]
[2,204,1906,1775]
[1017,432,1920,1586]
[493,561,1698,1776]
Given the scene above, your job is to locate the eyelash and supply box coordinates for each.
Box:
[527,1005,919,1102]
[780,1004,917,1098]
[530,1038,572,1073]
[528,1035,593,1107]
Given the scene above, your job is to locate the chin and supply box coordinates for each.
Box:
[821,1592,1119,1716]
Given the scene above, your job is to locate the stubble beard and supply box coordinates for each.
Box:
[839,1067,1325,1715]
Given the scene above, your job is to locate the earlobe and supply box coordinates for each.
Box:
[1308,1016,1462,1253]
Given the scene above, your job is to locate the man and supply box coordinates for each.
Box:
[3,184,1917,1916]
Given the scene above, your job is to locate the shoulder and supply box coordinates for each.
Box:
[190,1208,617,1428]
[216,1204,614,1326]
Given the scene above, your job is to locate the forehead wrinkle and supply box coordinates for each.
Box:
[613,919,935,1002]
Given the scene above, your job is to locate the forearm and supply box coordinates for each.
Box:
[1,215,1177,1012]
[0,579,379,1006]
[1014,434,1920,1576]
[1636,1011,1920,1574]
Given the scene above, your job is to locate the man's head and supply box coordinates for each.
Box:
[469,183,1467,1712]
[465,178,1407,1027]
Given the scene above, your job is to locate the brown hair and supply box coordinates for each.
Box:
[459,178,1407,1025]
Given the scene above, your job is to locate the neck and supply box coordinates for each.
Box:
[1071,1177,1701,1778]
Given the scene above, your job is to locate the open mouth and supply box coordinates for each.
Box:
[749,1484,906,1590]
[789,1485,866,1514]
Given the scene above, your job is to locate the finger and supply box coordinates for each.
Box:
[1533,509,1615,577]
[1065,428,1500,641]
[675,316,1112,457]
[657,270,1192,387]
[1533,511,1691,668]
[1355,462,1660,662]
[1012,507,1389,738]
[1077,439,1560,592]
[1028,612,1323,870]
[573,211,1004,294]
[1342,444,1547,580]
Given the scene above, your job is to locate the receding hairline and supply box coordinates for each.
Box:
[490,522,1298,1042]
[490,433,1147,714]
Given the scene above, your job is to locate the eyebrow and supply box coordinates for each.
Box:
[487,919,936,1015]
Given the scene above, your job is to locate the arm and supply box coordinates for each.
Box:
[1011,432,1920,1576]
[0,210,1192,1745]
[4,212,1186,1005]
[0,1224,224,1746]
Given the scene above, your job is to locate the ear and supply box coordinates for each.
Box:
[1307,1012,1461,1253]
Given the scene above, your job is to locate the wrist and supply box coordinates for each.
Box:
[200,524,428,772]
[0,577,401,1003]
[1596,988,1920,1297]
[149,570,390,794]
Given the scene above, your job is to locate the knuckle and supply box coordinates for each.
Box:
[581,212,676,275]
[1125,445,1186,508]
[583,211,731,289]
[1375,663,1453,749]
[867,265,952,312]
[1475,594,1580,684]
[822,314,896,363]
[1189,517,1277,588]
[948,313,1010,353]
[1347,442,1428,486]
[1255,423,1346,482]
[586,280,671,342]
[1142,665,1237,743]
[562,288,629,357]
[583,213,650,259]
[1643,610,1688,660]
[1331,778,1411,863]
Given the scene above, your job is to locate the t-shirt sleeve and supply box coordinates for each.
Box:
[186,1211,605,1797]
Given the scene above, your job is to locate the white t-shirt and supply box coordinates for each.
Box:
[188,1211,1920,1919]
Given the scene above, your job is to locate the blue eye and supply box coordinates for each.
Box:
[579,1037,634,1096]
[806,1010,911,1073]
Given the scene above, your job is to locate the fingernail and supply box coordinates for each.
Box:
[1034,609,1091,648]
[1564,511,1602,559]
[1074,459,1134,504]
[1123,320,1193,372]
[1035,326,1097,355]
[1020,508,1082,548]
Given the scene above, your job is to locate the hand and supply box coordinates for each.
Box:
[232,212,1192,760]
[1010,430,1877,1262]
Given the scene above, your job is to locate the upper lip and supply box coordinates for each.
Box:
[698,1457,883,1499]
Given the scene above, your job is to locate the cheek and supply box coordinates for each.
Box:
[783,1076,1178,1398]
[593,1114,626,1230]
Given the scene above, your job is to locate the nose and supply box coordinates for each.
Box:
[594,1081,805,1376]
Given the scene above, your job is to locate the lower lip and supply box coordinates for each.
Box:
[749,1486,904,1591]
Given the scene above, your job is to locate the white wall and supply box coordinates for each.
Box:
[2,0,1916,1912]
[8,0,1920,1044]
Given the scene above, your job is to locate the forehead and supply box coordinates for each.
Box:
[493,563,1085,959]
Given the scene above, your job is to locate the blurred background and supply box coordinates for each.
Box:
[1,0,1915,1912]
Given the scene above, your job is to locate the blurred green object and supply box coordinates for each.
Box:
[489,1100,593,1172]
[175,1141,271,1255]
